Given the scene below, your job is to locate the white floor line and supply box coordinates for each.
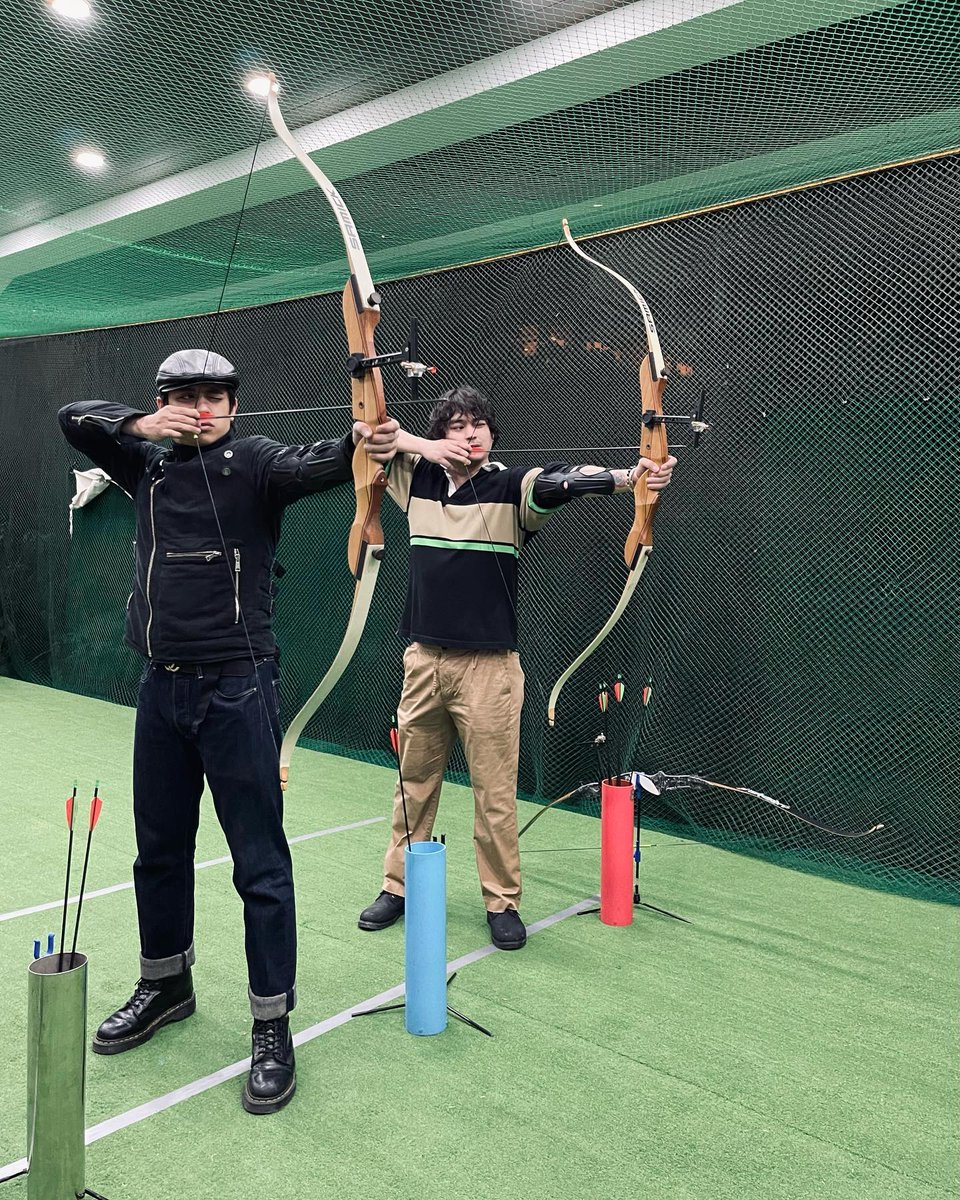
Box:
[0,817,386,924]
[0,895,596,1179]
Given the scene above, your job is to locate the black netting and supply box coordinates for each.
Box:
[1,154,956,902]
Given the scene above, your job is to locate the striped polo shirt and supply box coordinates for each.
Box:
[387,453,557,650]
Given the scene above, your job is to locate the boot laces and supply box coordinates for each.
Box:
[252,1017,286,1061]
[128,978,156,1011]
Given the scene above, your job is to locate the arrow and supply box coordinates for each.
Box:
[57,780,77,970]
[69,783,103,961]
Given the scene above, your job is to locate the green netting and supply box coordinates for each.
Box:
[1,0,959,337]
[1,152,956,903]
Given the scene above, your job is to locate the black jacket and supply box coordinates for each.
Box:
[59,401,353,662]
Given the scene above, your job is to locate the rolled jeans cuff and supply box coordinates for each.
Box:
[140,941,196,980]
[249,984,296,1020]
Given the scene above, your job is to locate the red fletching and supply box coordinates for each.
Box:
[597,684,609,714]
[613,674,625,703]
[65,795,75,828]
[642,684,653,707]
[389,728,399,755]
[70,787,103,959]
[198,408,213,420]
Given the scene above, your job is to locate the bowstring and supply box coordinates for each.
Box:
[189,97,274,731]
[463,468,551,721]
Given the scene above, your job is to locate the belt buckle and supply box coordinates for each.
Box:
[164,663,180,673]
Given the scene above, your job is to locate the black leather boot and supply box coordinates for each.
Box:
[92,969,196,1055]
[242,1016,296,1115]
[358,890,405,930]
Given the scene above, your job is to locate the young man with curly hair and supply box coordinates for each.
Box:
[358,386,675,949]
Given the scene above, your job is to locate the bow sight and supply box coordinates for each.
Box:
[347,316,437,382]
[642,383,711,450]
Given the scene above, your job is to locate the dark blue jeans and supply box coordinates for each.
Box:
[132,659,295,1019]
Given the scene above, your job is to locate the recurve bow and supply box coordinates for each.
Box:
[262,77,391,790]
[547,219,670,727]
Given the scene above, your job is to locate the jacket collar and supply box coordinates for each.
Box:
[169,426,236,461]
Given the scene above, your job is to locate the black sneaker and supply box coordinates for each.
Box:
[358,890,405,931]
[242,1016,296,1115]
[487,908,527,950]
[91,970,196,1055]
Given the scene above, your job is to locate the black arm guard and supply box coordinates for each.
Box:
[531,464,618,507]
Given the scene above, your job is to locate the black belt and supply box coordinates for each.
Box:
[152,657,271,676]
[419,643,511,655]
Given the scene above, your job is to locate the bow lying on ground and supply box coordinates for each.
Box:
[546,220,671,728]
[262,76,392,790]
[518,773,885,840]
[642,772,886,839]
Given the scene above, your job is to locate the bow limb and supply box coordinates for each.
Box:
[547,221,669,726]
[650,774,885,839]
[278,561,382,783]
[266,78,390,789]
[547,568,646,725]
[561,219,666,379]
[266,77,379,312]
[517,781,600,839]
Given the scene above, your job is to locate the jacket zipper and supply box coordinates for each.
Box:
[233,549,241,623]
[127,540,136,611]
[144,480,160,657]
[73,412,117,430]
[165,550,223,562]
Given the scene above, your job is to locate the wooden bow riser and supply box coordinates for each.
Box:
[624,353,668,570]
[343,281,388,579]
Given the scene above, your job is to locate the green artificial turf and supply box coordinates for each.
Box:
[1,677,956,1199]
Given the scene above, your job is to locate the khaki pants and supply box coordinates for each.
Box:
[382,642,525,911]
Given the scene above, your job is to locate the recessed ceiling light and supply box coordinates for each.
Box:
[73,148,105,170]
[245,73,278,99]
[48,0,92,20]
